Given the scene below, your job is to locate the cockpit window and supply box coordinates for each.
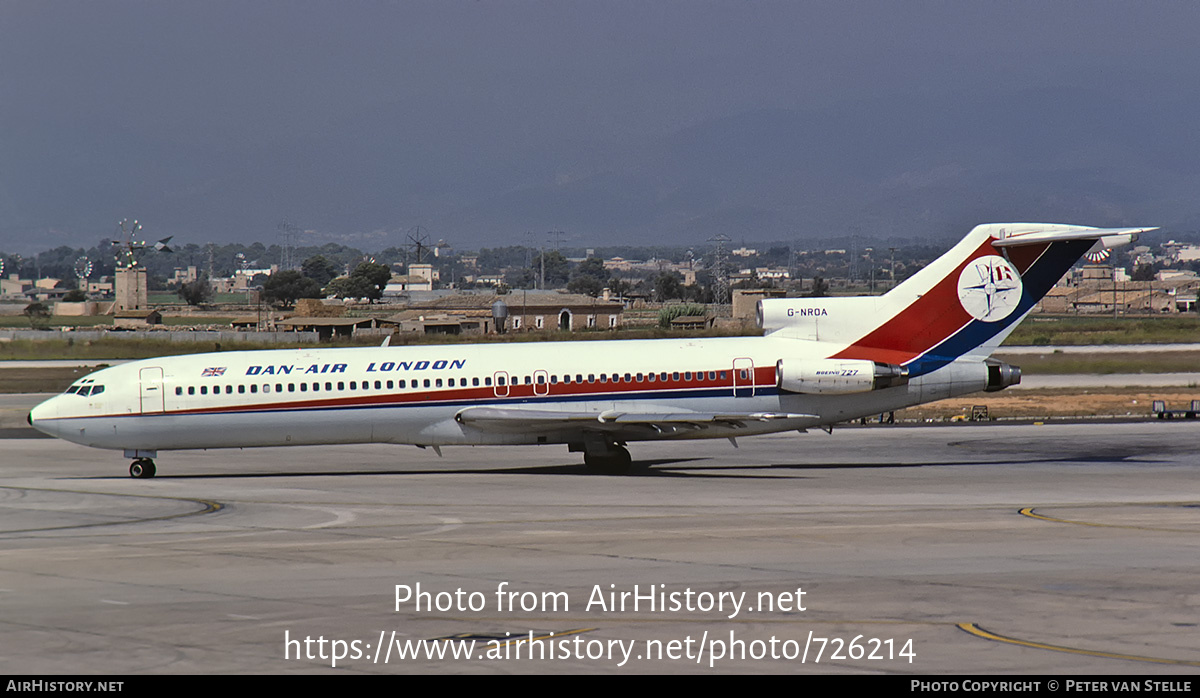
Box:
[66,378,103,396]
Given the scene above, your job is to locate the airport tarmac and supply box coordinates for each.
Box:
[1,422,1198,675]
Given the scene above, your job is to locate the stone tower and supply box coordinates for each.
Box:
[114,266,148,311]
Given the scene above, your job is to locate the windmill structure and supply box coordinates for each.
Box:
[110,219,172,311]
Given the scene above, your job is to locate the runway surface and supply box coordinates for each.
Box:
[997,343,1200,354]
[1012,373,1200,389]
[1,423,1198,674]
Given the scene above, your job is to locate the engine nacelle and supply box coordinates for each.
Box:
[776,359,909,395]
[985,360,1021,392]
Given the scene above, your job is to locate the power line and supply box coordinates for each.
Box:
[707,233,731,304]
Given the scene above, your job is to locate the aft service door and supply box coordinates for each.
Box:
[139,367,165,414]
[733,358,754,397]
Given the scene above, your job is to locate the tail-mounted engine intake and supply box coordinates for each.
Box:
[985,360,1021,392]
[776,359,909,395]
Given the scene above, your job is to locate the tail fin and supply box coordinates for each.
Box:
[759,223,1154,376]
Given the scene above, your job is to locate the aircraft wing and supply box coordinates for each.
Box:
[454,406,819,433]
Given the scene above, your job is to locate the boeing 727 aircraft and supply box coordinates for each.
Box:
[29,223,1150,477]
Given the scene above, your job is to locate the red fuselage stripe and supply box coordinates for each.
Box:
[53,366,780,420]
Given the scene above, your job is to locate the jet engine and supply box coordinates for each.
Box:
[776,359,909,395]
[984,360,1021,392]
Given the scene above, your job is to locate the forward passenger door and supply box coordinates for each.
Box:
[139,367,165,414]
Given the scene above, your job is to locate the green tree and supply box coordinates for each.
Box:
[301,255,340,286]
[530,251,570,288]
[324,275,373,300]
[567,274,605,297]
[263,270,322,307]
[348,261,392,302]
[177,276,212,306]
[658,304,708,328]
[567,257,609,297]
[680,279,714,304]
[23,302,51,329]
[1132,263,1156,281]
[652,272,684,302]
[573,257,609,282]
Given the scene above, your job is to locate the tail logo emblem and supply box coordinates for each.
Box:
[957,255,1022,322]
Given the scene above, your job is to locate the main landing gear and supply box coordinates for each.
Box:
[575,435,634,475]
[129,458,157,479]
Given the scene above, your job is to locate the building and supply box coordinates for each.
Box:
[404,292,624,332]
[26,279,68,302]
[384,264,439,296]
[0,274,32,298]
[87,278,114,296]
[1071,287,1176,314]
[755,267,791,280]
[114,267,148,312]
[732,288,787,321]
[170,266,199,286]
[384,275,433,295]
[465,274,506,287]
[381,310,496,335]
[54,301,107,317]
[670,315,714,331]
[1038,277,1200,314]
[275,316,378,341]
[113,309,162,329]
[1157,269,1199,282]
[408,264,439,283]
[1175,246,1200,263]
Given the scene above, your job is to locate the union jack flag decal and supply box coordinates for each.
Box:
[201,367,226,377]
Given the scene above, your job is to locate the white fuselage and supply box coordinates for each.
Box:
[31,222,1152,472]
[29,335,987,454]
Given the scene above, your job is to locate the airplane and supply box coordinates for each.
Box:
[29,223,1151,478]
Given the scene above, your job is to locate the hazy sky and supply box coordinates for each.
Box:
[2,1,1198,254]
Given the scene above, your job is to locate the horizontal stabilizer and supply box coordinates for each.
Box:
[992,226,1156,247]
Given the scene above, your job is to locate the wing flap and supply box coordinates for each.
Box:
[455,406,818,433]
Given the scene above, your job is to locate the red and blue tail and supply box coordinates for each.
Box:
[759,223,1153,376]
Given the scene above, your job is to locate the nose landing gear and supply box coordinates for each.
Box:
[129,459,157,479]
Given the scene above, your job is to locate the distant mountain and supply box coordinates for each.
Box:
[2,85,1195,252]
[450,86,1198,242]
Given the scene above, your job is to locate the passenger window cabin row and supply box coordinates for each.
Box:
[171,370,739,397]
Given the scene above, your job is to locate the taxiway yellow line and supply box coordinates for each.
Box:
[959,623,1200,667]
[1019,505,1198,533]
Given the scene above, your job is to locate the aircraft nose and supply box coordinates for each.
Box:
[28,397,59,437]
